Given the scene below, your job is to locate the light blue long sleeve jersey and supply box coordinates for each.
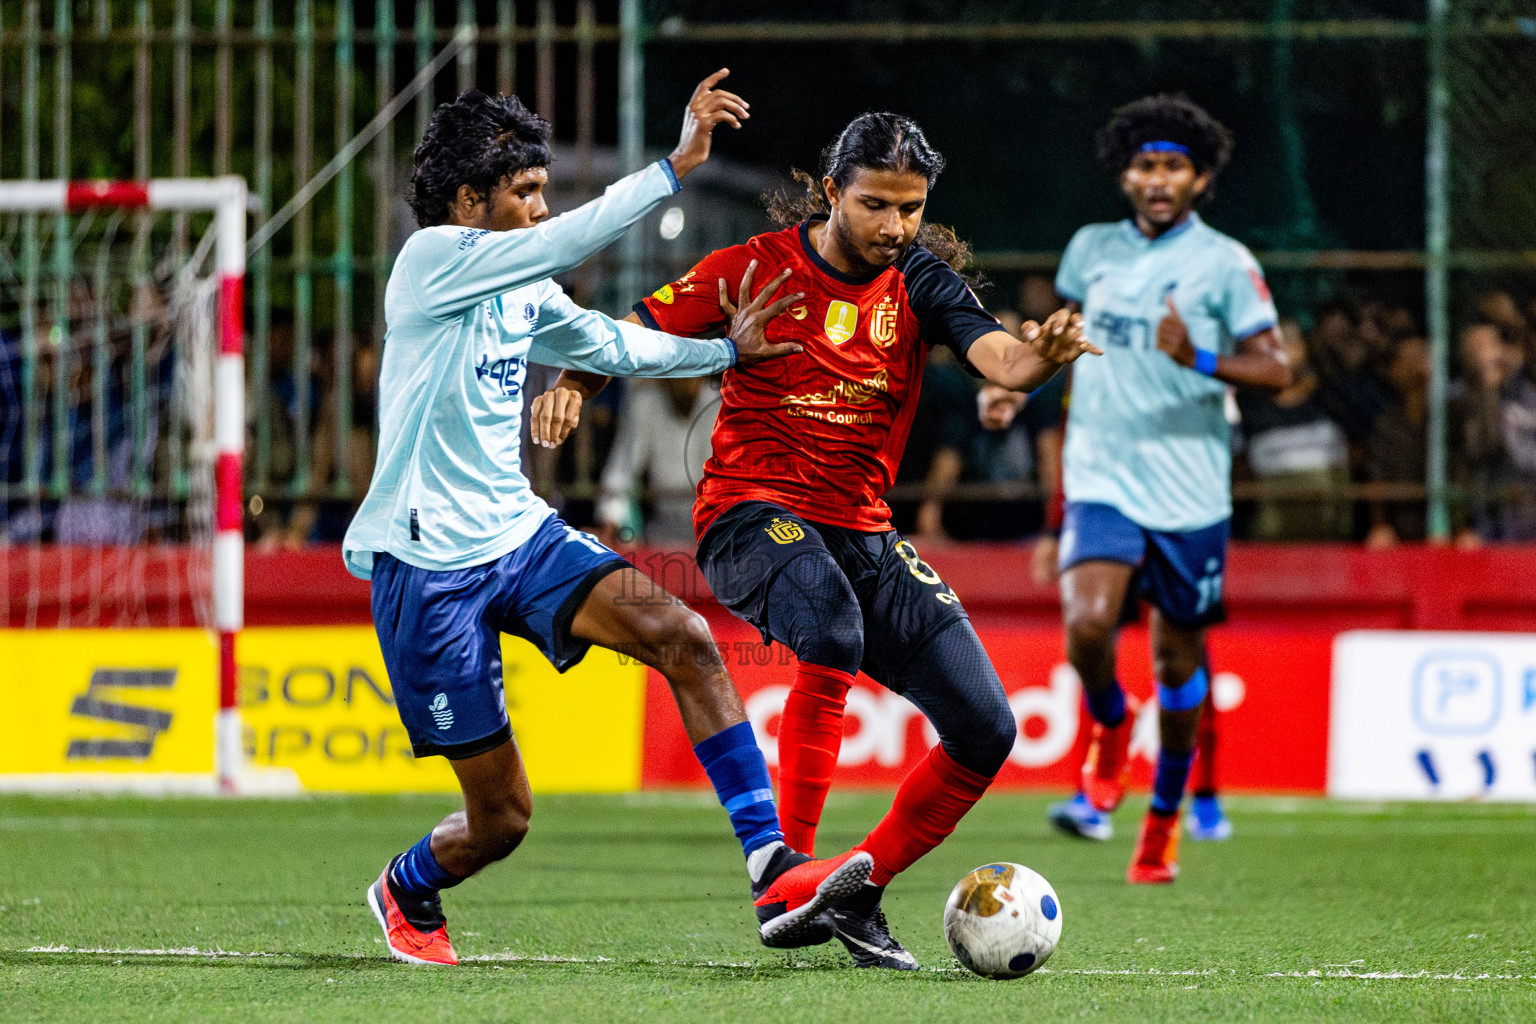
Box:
[1055,213,1278,532]
[343,160,735,580]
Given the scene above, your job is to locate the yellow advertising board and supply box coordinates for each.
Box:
[0,626,648,794]
[0,629,216,782]
[237,626,648,793]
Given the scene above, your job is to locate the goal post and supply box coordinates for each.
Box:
[0,177,247,791]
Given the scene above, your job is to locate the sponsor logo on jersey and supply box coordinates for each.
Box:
[476,354,525,396]
[764,518,805,544]
[653,284,675,304]
[780,369,890,409]
[824,300,859,344]
[871,294,898,347]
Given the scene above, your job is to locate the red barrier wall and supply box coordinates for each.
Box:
[10,541,1533,793]
[10,541,1536,632]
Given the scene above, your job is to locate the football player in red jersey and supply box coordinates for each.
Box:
[531,113,1098,969]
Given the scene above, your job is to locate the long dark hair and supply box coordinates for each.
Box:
[764,112,975,277]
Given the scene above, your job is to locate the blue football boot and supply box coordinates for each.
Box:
[1185,793,1233,841]
[1047,792,1113,841]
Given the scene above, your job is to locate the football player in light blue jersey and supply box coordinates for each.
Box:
[982,96,1289,884]
[352,73,875,966]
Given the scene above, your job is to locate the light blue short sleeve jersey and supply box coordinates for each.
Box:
[1055,213,1278,532]
[342,161,735,580]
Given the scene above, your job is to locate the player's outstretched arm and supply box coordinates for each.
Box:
[1155,297,1291,391]
[966,308,1102,392]
[666,68,750,178]
[529,261,803,447]
[409,71,748,319]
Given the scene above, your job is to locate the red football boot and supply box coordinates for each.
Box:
[1082,716,1134,812]
[753,847,873,947]
[367,861,459,965]
[1127,810,1181,884]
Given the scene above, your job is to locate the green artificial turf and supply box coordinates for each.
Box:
[2,792,1534,1023]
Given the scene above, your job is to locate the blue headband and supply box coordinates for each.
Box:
[1140,140,1191,156]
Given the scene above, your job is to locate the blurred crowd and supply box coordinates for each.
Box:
[9,275,1536,552]
[892,276,1536,550]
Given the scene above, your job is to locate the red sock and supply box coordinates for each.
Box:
[856,744,994,886]
[777,662,853,855]
[1193,686,1219,795]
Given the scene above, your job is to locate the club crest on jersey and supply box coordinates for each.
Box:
[824,300,859,344]
[764,518,805,544]
[871,294,898,347]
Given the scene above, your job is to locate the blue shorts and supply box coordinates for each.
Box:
[370,514,628,759]
[1058,501,1229,628]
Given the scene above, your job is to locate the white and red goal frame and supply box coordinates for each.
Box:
[0,178,247,790]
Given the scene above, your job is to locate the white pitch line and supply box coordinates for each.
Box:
[17,947,1534,981]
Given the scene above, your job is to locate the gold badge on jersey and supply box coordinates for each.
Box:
[824,300,859,344]
[871,294,898,347]
[652,284,675,304]
[764,518,805,545]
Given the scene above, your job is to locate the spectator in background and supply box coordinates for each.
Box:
[968,365,1063,543]
[901,345,976,545]
[1236,318,1351,540]
[1365,335,1431,547]
[1478,289,1531,347]
[1018,273,1060,326]
[1458,320,1536,542]
[595,376,717,546]
[1312,302,1391,450]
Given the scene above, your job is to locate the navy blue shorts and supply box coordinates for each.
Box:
[1058,501,1229,628]
[370,514,628,759]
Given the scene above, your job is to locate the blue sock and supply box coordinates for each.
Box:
[1085,681,1127,728]
[694,721,784,857]
[1149,667,1210,815]
[390,832,464,897]
[1150,750,1196,815]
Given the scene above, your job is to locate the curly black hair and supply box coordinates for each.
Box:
[1096,94,1233,179]
[406,90,552,228]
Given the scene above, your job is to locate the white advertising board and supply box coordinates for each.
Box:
[1331,631,1536,801]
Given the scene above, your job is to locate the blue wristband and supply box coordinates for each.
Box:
[658,158,682,194]
[1192,348,1219,376]
[723,337,739,367]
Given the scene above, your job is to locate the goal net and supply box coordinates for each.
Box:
[0,179,246,788]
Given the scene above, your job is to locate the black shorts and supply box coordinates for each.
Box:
[695,500,970,684]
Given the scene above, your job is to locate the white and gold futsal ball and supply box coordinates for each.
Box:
[943,862,1062,979]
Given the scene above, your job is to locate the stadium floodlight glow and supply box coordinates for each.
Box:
[0,177,247,793]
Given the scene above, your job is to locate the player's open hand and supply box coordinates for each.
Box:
[718,261,805,367]
[668,69,750,179]
[530,383,583,448]
[977,384,1026,430]
[1156,295,1197,367]
[1027,307,1100,366]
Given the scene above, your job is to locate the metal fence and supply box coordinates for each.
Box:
[0,1,1532,544]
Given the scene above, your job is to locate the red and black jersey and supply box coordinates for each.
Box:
[634,216,1000,538]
